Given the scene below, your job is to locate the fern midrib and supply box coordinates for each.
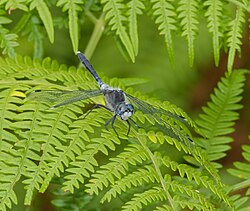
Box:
[136,134,177,210]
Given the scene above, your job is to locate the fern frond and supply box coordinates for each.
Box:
[228,137,250,196]
[30,0,54,43]
[121,186,166,210]
[25,15,45,59]
[85,143,148,195]
[195,69,248,168]
[164,175,216,210]
[0,149,20,211]
[127,0,145,56]
[62,131,120,193]
[150,0,177,64]
[0,26,18,58]
[0,0,28,11]
[177,0,199,66]
[101,165,158,203]
[161,153,230,206]
[204,0,223,66]
[101,0,135,62]
[227,136,250,210]
[226,7,245,73]
[56,0,84,52]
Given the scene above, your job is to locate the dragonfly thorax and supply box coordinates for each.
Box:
[116,103,134,120]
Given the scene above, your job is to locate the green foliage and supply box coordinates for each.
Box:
[226,7,245,73]
[150,0,176,65]
[0,10,18,58]
[177,0,199,67]
[29,0,54,43]
[56,0,84,53]
[0,0,249,68]
[101,0,135,62]
[227,136,250,210]
[195,69,248,169]
[0,55,244,210]
[0,0,250,210]
[204,0,223,66]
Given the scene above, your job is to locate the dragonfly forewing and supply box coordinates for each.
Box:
[28,89,102,108]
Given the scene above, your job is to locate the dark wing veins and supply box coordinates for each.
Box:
[28,89,102,108]
[125,93,194,146]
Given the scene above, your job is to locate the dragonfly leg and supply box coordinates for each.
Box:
[105,114,118,136]
[82,104,112,119]
[126,120,131,136]
[111,115,119,136]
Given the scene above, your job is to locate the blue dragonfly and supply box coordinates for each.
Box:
[29,51,191,142]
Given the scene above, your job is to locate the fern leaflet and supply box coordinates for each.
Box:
[101,0,135,62]
[0,0,28,11]
[227,7,245,73]
[30,0,54,43]
[57,0,84,52]
[204,0,223,66]
[177,0,199,67]
[127,0,145,56]
[0,26,18,58]
[150,0,177,64]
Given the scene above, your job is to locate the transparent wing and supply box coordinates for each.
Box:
[125,93,194,146]
[28,89,102,108]
[125,93,187,124]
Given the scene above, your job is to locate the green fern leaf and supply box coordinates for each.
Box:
[0,0,29,11]
[30,0,54,43]
[177,0,199,66]
[101,0,135,62]
[85,144,148,195]
[56,0,84,53]
[204,0,223,66]
[227,7,245,73]
[228,137,250,203]
[101,165,158,203]
[62,135,118,192]
[0,26,18,58]
[25,15,45,59]
[150,0,177,64]
[196,69,248,168]
[121,186,166,210]
[127,0,145,56]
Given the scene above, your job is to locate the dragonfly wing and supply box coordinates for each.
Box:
[125,93,186,124]
[126,93,194,145]
[28,89,102,108]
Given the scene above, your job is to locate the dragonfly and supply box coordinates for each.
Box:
[29,51,191,141]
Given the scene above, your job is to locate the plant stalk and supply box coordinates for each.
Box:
[79,12,105,67]
[136,133,177,211]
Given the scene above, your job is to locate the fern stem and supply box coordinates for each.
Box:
[82,13,105,62]
[137,134,177,210]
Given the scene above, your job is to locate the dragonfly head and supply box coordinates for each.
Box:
[116,103,134,120]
